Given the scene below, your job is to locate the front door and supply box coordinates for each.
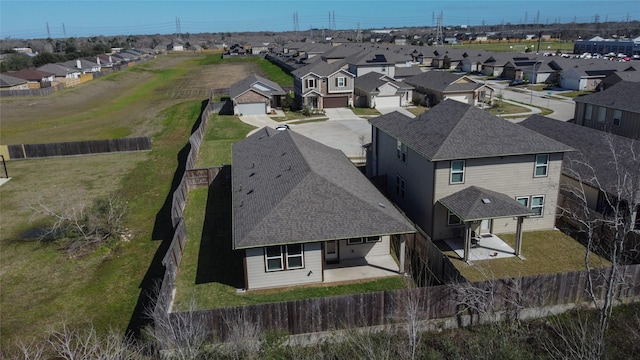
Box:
[325,240,338,263]
[480,219,492,234]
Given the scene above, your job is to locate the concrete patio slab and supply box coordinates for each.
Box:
[323,255,400,283]
[444,234,517,262]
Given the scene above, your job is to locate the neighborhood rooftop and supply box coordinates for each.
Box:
[369,99,574,161]
[232,127,415,249]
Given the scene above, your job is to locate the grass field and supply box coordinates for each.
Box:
[452,40,574,53]
[0,54,259,347]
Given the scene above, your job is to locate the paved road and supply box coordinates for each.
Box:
[474,77,576,121]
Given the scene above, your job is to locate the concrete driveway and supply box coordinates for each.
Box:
[239,108,372,161]
[377,106,416,118]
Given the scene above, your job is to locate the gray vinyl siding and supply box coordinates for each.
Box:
[245,243,322,290]
[374,130,435,234]
[327,72,354,93]
[338,235,391,260]
[431,153,564,240]
[575,102,640,140]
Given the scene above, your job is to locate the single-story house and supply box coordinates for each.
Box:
[354,71,414,108]
[232,127,416,290]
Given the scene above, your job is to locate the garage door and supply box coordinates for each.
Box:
[323,96,348,108]
[237,103,266,115]
[375,96,400,108]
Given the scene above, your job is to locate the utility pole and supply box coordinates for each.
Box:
[62,23,66,37]
[436,11,443,46]
[46,22,51,39]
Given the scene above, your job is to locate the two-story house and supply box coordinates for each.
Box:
[291,59,355,109]
[573,81,640,140]
[367,100,573,261]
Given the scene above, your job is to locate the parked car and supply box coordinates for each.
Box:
[509,79,527,86]
[276,124,290,131]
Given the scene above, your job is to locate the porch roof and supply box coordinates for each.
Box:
[439,186,534,221]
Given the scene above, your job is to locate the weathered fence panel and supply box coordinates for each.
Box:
[7,137,151,159]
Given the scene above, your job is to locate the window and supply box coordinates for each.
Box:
[584,104,592,121]
[534,154,549,177]
[516,196,529,208]
[337,77,346,87]
[265,246,284,271]
[265,245,304,271]
[396,175,406,199]
[450,160,465,184]
[306,78,316,89]
[396,140,407,163]
[613,109,622,126]
[286,244,304,269]
[381,65,387,72]
[531,195,545,217]
[597,107,606,123]
[348,236,381,245]
[447,210,462,226]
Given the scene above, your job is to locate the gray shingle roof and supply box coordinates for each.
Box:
[439,186,535,221]
[291,59,351,78]
[404,71,465,92]
[354,72,413,93]
[0,73,27,87]
[229,74,286,100]
[519,115,640,202]
[232,128,415,249]
[573,81,640,114]
[369,99,573,161]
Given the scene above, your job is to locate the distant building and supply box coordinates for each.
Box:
[573,36,640,56]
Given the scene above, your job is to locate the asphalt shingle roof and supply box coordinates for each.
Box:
[519,115,640,202]
[0,73,27,87]
[369,99,573,161]
[573,81,640,114]
[439,186,535,221]
[291,59,351,78]
[229,74,286,100]
[232,128,415,249]
[354,72,412,93]
[404,71,469,92]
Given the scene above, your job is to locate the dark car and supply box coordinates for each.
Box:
[509,79,527,86]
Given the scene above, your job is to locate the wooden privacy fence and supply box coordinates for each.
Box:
[6,137,151,160]
[158,100,220,314]
[172,264,640,342]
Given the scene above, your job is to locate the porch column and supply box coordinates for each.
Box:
[399,234,406,274]
[463,222,471,263]
[515,216,524,257]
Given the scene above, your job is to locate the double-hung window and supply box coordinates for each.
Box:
[531,195,545,217]
[265,245,304,271]
[534,154,549,177]
[613,110,622,126]
[450,160,465,184]
[396,175,406,199]
[306,78,316,89]
[337,77,346,87]
[397,140,407,163]
[597,107,606,123]
[584,104,592,121]
[516,196,529,208]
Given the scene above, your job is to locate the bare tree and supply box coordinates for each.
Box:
[220,307,263,360]
[551,133,640,359]
[46,322,144,360]
[28,194,129,255]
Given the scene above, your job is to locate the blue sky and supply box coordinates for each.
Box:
[1,0,638,39]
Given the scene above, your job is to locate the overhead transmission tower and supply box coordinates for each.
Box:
[46,22,51,38]
[293,12,299,31]
[436,11,443,46]
[175,17,182,39]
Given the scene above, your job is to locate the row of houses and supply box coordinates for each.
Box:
[0,48,157,92]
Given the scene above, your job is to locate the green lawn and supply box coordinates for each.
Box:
[270,110,311,122]
[0,55,219,346]
[485,102,530,116]
[407,106,428,116]
[196,114,256,167]
[557,90,594,99]
[441,230,611,282]
[351,107,381,116]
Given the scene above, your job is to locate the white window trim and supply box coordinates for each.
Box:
[366,236,381,243]
[347,238,363,245]
[450,160,465,184]
[531,195,545,217]
[516,196,529,207]
[447,210,462,226]
[285,244,304,270]
[265,245,304,271]
[396,140,407,163]
[534,154,549,178]
[337,76,346,87]
[306,78,316,89]
[265,246,284,272]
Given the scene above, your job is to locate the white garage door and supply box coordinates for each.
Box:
[375,96,400,108]
[238,103,266,115]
